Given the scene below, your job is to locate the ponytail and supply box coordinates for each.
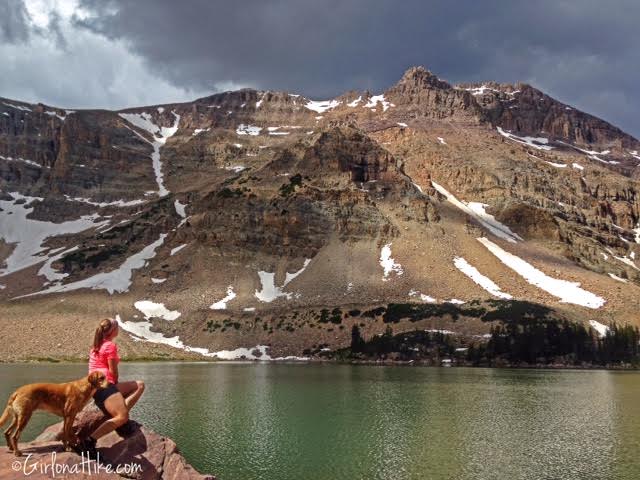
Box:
[92,318,117,352]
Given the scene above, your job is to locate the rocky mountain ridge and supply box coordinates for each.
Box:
[0,66,638,360]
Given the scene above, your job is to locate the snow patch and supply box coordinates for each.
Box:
[589,320,610,338]
[425,329,455,335]
[255,259,311,302]
[304,99,340,113]
[225,165,246,173]
[454,256,512,299]
[2,102,31,112]
[347,96,362,107]
[365,94,393,112]
[546,161,567,168]
[408,289,436,303]
[170,244,187,256]
[174,200,187,218]
[236,124,262,136]
[64,195,145,208]
[572,163,584,171]
[0,154,46,169]
[20,234,166,296]
[38,246,78,283]
[558,141,616,165]
[44,110,68,121]
[192,128,210,136]
[477,237,605,309]
[608,250,639,271]
[397,122,408,128]
[120,318,308,361]
[608,273,628,283]
[119,111,180,197]
[437,137,447,145]
[151,277,166,284]
[464,85,499,96]
[0,193,107,277]
[134,300,181,321]
[380,243,404,280]
[447,299,466,305]
[432,182,522,243]
[210,286,237,310]
[497,126,554,151]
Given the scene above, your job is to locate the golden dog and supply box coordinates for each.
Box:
[0,371,108,456]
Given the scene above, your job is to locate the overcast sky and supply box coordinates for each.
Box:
[1,0,639,137]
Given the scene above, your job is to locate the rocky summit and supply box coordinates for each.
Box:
[0,66,639,361]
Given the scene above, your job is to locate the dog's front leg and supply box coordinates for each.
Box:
[62,413,75,451]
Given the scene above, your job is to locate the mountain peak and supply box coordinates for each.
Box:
[394,66,452,91]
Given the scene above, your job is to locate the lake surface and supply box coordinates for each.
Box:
[1,363,638,480]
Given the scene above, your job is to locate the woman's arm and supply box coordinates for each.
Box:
[108,357,119,384]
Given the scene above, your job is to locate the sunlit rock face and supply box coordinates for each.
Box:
[1,66,639,360]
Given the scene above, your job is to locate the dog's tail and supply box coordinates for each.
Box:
[0,393,16,427]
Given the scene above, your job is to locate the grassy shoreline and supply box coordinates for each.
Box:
[2,356,639,371]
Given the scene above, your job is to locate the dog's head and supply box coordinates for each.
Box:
[87,371,109,389]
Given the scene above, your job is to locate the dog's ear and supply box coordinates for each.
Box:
[87,371,105,387]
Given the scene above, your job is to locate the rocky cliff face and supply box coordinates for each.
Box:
[458,81,639,151]
[0,67,639,360]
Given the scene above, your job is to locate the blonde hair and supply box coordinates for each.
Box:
[92,318,117,352]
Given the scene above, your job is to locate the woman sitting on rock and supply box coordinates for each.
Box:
[76,318,145,455]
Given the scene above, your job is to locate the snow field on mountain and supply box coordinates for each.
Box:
[255,259,311,302]
[119,111,181,197]
[364,95,393,111]
[477,237,605,309]
[118,315,308,360]
[497,127,553,151]
[0,193,107,277]
[454,256,512,299]
[304,99,340,113]
[431,181,522,243]
[21,233,167,296]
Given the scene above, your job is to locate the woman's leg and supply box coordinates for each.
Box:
[89,392,129,440]
[116,380,145,411]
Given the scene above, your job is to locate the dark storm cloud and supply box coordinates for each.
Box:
[4,0,640,137]
[73,0,640,137]
[0,0,30,43]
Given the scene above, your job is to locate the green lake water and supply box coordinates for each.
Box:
[1,363,639,480]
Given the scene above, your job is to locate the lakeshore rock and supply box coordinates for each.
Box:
[0,406,215,480]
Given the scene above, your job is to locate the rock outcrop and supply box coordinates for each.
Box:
[0,406,214,479]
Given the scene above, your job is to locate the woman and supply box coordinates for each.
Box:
[76,318,145,456]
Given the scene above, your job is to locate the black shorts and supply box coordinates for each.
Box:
[93,383,119,415]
